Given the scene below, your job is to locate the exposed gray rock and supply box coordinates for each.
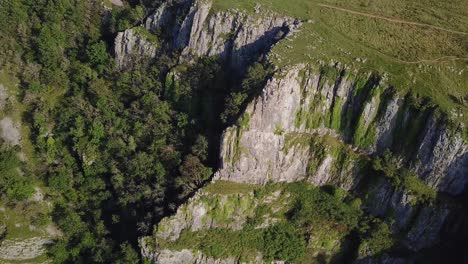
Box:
[0,84,9,110]
[375,97,403,153]
[109,0,123,7]
[137,1,467,262]
[152,249,260,264]
[114,28,158,70]
[179,1,294,71]
[414,115,468,194]
[145,3,171,32]
[214,64,466,196]
[0,117,21,146]
[154,191,256,241]
[139,0,296,72]
[404,205,449,251]
[0,237,53,261]
[365,178,417,231]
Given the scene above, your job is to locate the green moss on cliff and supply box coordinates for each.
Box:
[203,180,258,195]
[157,181,401,263]
[372,150,437,204]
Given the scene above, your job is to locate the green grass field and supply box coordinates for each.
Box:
[211,0,468,125]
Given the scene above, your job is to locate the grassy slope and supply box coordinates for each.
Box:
[0,71,53,263]
[212,0,468,125]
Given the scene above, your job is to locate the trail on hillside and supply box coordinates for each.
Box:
[318,4,468,64]
[318,4,468,36]
[393,56,468,64]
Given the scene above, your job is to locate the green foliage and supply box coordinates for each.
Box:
[0,149,34,201]
[372,150,437,203]
[107,5,145,33]
[85,41,111,73]
[116,242,139,264]
[161,181,401,262]
[274,123,284,135]
[358,219,395,257]
[211,0,468,125]
[221,62,272,123]
[263,223,306,262]
[221,92,247,123]
[204,180,258,195]
[176,155,213,198]
[287,183,362,233]
[192,135,209,161]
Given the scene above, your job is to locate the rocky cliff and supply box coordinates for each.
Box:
[114,27,158,70]
[135,1,467,263]
[116,0,298,71]
[215,64,467,195]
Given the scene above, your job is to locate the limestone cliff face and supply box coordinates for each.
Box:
[116,0,296,71]
[176,0,295,71]
[134,1,467,263]
[207,64,466,257]
[114,28,158,70]
[215,65,467,195]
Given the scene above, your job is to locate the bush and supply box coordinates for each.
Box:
[263,223,306,262]
[0,150,34,201]
[288,183,362,232]
[358,220,394,257]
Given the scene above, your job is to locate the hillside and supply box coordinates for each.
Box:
[0,0,466,263]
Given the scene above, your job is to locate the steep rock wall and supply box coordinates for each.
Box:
[215,64,467,195]
[116,0,297,72]
[114,28,158,70]
[135,2,467,263]
[176,0,295,71]
[140,62,466,264]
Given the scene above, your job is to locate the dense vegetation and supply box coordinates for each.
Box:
[162,182,395,263]
[0,0,466,263]
[0,0,272,263]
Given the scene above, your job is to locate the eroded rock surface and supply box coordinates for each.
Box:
[0,117,21,146]
[114,28,158,70]
[0,237,52,261]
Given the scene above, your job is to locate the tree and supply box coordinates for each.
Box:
[192,135,208,161]
[176,155,212,197]
[116,242,139,264]
[86,41,110,73]
[0,150,34,201]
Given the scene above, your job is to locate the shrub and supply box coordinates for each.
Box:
[358,221,394,257]
[263,223,306,262]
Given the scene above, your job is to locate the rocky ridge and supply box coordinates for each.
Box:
[116,0,298,71]
[133,1,468,263]
[114,28,158,70]
[215,64,467,195]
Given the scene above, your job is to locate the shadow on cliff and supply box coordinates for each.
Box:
[416,182,468,264]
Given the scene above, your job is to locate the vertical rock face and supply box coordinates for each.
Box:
[414,116,467,194]
[140,62,466,263]
[114,28,158,70]
[132,1,467,263]
[215,64,467,196]
[177,0,294,71]
[116,0,296,72]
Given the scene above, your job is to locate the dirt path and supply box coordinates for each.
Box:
[318,4,468,36]
[394,56,468,64]
[318,4,468,64]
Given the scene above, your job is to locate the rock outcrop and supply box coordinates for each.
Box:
[215,65,467,195]
[116,0,297,72]
[135,1,467,263]
[154,191,256,241]
[114,28,158,70]
[176,0,295,71]
[0,237,53,261]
